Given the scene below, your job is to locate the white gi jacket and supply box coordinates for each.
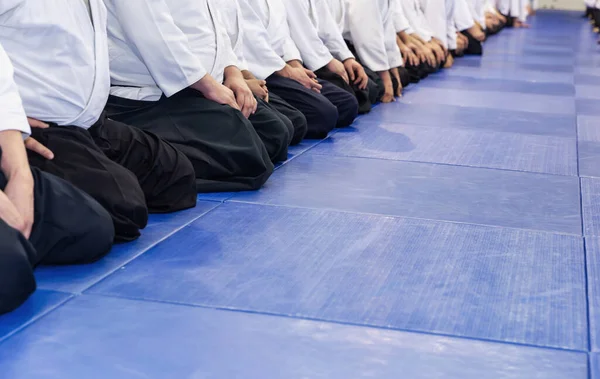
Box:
[0,43,29,136]
[324,0,349,34]
[391,0,415,34]
[284,0,355,70]
[402,0,434,41]
[419,0,457,49]
[105,0,238,101]
[283,0,334,71]
[237,0,302,79]
[344,0,404,72]
[0,0,110,129]
[218,0,249,72]
[455,0,475,31]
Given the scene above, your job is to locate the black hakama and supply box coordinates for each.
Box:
[28,115,197,241]
[105,89,275,192]
[266,75,358,139]
[0,163,114,315]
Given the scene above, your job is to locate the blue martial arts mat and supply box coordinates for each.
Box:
[0,10,598,379]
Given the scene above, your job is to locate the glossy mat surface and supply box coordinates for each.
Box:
[0,10,597,379]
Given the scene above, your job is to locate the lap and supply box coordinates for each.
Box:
[90,116,197,213]
[105,91,274,192]
[28,125,148,241]
[0,218,36,315]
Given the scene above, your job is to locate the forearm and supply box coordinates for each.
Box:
[224,65,244,82]
[378,70,393,89]
[287,60,304,69]
[0,130,32,182]
[389,67,401,82]
[398,31,412,44]
[411,34,426,45]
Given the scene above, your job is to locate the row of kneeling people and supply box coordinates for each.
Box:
[0,0,529,315]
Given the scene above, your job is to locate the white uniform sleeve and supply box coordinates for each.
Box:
[283,0,333,71]
[392,0,413,33]
[402,0,433,41]
[213,6,241,71]
[106,0,207,97]
[219,2,249,71]
[314,0,354,62]
[455,0,475,31]
[237,0,287,79]
[267,0,303,62]
[419,0,450,47]
[0,44,30,136]
[346,0,392,72]
[384,10,404,68]
[496,0,510,15]
[446,0,457,50]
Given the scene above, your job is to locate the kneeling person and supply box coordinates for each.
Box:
[0,45,114,315]
[0,0,198,241]
[104,0,282,191]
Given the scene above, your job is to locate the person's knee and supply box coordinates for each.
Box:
[225,107,275,188]
[264,116,291,163]
[56,201,114,265]
[0,230,36,315]
[305,99,338,139]
[147,140,197,213]
[398,67,411,88]
[287,109,308,145]
[333,91,358,129]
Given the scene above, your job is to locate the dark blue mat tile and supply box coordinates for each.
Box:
[576,85,600,99]
[576,67,600,76]
[197,193,232,202]
[453,59,573,73]
[582,178,600,236]
[578,115,600,178]
[403,87,575,115]
[35,201,219,293]
[586,237,600,351]
[89,203,587,349]
[577,99,600,116]
[309,122,577,175]
[227,155,581,234]
[417,75,575,96]
[366,103,576,137]
[465,54,575,66]
[484,46,574,56]
[439,66,574,84]
[0,295,588,379]
[579,142,600,178]
[575,74,600,86]
[0,290,71,342]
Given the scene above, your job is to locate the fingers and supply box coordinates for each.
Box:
[24,137,54,160]
[240,94,252,118]
[304,69,317,79]
[341,71,350,84]
[358,74,369,90]
[311,79,323,92]
[228,93,241,111]
[347,66,356,82]
[27,117,49,129]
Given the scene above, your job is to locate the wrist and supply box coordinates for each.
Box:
[287,60,303,69]
[5,167,33,186]
[276,65,292,78]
